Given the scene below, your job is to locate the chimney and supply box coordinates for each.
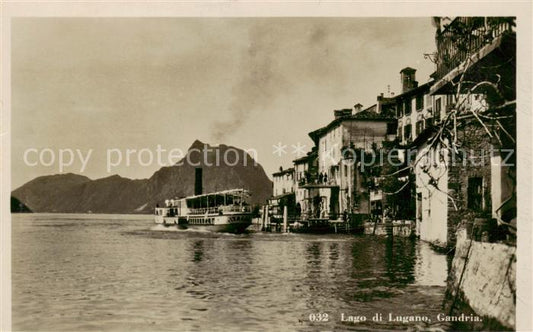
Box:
[334,108,353,119]
[400,67,418,93]
[194,167,202,195]
[353,103,363,114]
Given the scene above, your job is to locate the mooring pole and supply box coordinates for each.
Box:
[261,206,266,231]
[265,206,270,231]
[283,206,288,233]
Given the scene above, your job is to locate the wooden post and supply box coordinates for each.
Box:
[265,206,270,231]
[282,206,288,233]
[261,206,266,231]
[385,214,393,238]
[259,206,263,230]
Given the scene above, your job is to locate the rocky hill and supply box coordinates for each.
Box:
[12,140,273,214]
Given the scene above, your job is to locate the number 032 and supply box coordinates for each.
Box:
[308,313,329,322]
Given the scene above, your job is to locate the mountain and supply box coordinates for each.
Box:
[11,140,273,214]
[11,196,32,213]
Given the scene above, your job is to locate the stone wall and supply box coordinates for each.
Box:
[446,228,516,330]
[446,123,494,248]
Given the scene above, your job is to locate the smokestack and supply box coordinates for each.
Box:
[194,167,203,195]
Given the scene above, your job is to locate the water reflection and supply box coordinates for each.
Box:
[12,214,449,332]
[305,242,322,272]
[192,240,204,262]
[384,237,416,285]
[327,243,339,271]
[414,241,449,286]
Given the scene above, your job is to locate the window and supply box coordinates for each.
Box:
[425,95,432,108]
[416,95,424,110]
[405,99,412,115]
[446,94,454,106]
[435,98,442,122]
[404,124,412,142]
[387,122,396,135]
[397,125,403,141]
[467,177,483,211]
[397,102,404,117]
[416,120,424,136]
[425,117,433,128]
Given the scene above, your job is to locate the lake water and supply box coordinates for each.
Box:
[12,214,451,331]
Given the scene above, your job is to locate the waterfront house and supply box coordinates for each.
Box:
[269,167,296,220]
[360,68,434,225]
[408,17,516,248]
[419,17,517,330]
[292,148,318,220]
[272,167,295,197]
[302,104,397,222]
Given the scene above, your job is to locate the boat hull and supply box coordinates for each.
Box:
[178,222,251,233]
[155,213,252,233]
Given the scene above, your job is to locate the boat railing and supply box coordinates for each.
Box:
[188,205,250,215]
[222,205,251,213]
[188,207,219,215]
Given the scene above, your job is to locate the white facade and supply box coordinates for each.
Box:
[313,118,394,218]
[294,161,308,186]
[397,91,433,145]
[293,161,309,217]
[318,120,392,182]
[414,144,449,246]
[318,125,343,179]
[398,91,486,145]
[272,169,295,197]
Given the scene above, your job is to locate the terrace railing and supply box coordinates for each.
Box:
[435,17,514,79]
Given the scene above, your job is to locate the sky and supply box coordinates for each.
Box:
[11,17,437,188]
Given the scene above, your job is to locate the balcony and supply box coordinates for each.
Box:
[434,17,514,80]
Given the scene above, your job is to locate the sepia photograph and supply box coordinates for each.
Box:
[1,2,531,331]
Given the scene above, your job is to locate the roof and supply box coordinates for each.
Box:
[180,189,251,200]
[400,126,439,149]
[272,167,295,177]
[400,67,417,74]
[308,111,396,142]
[292,155,310,164]
[300,184,339,189]
[362,104,377,113]
[429,33,510,95]
[392,80,434,100]
[270,192,296,200]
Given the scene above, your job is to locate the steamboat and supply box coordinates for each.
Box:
[154,188,252,233]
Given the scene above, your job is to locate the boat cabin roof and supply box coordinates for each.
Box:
[180,189,251,201]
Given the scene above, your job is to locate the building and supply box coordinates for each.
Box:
[301,103,397,221]
[272,167,295,197]
[269,167,296,221]
[362,67,434,222]
[395,68,434,145]
[420,17,517,330]
[292,148,318,220]
[409,17,516,247]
